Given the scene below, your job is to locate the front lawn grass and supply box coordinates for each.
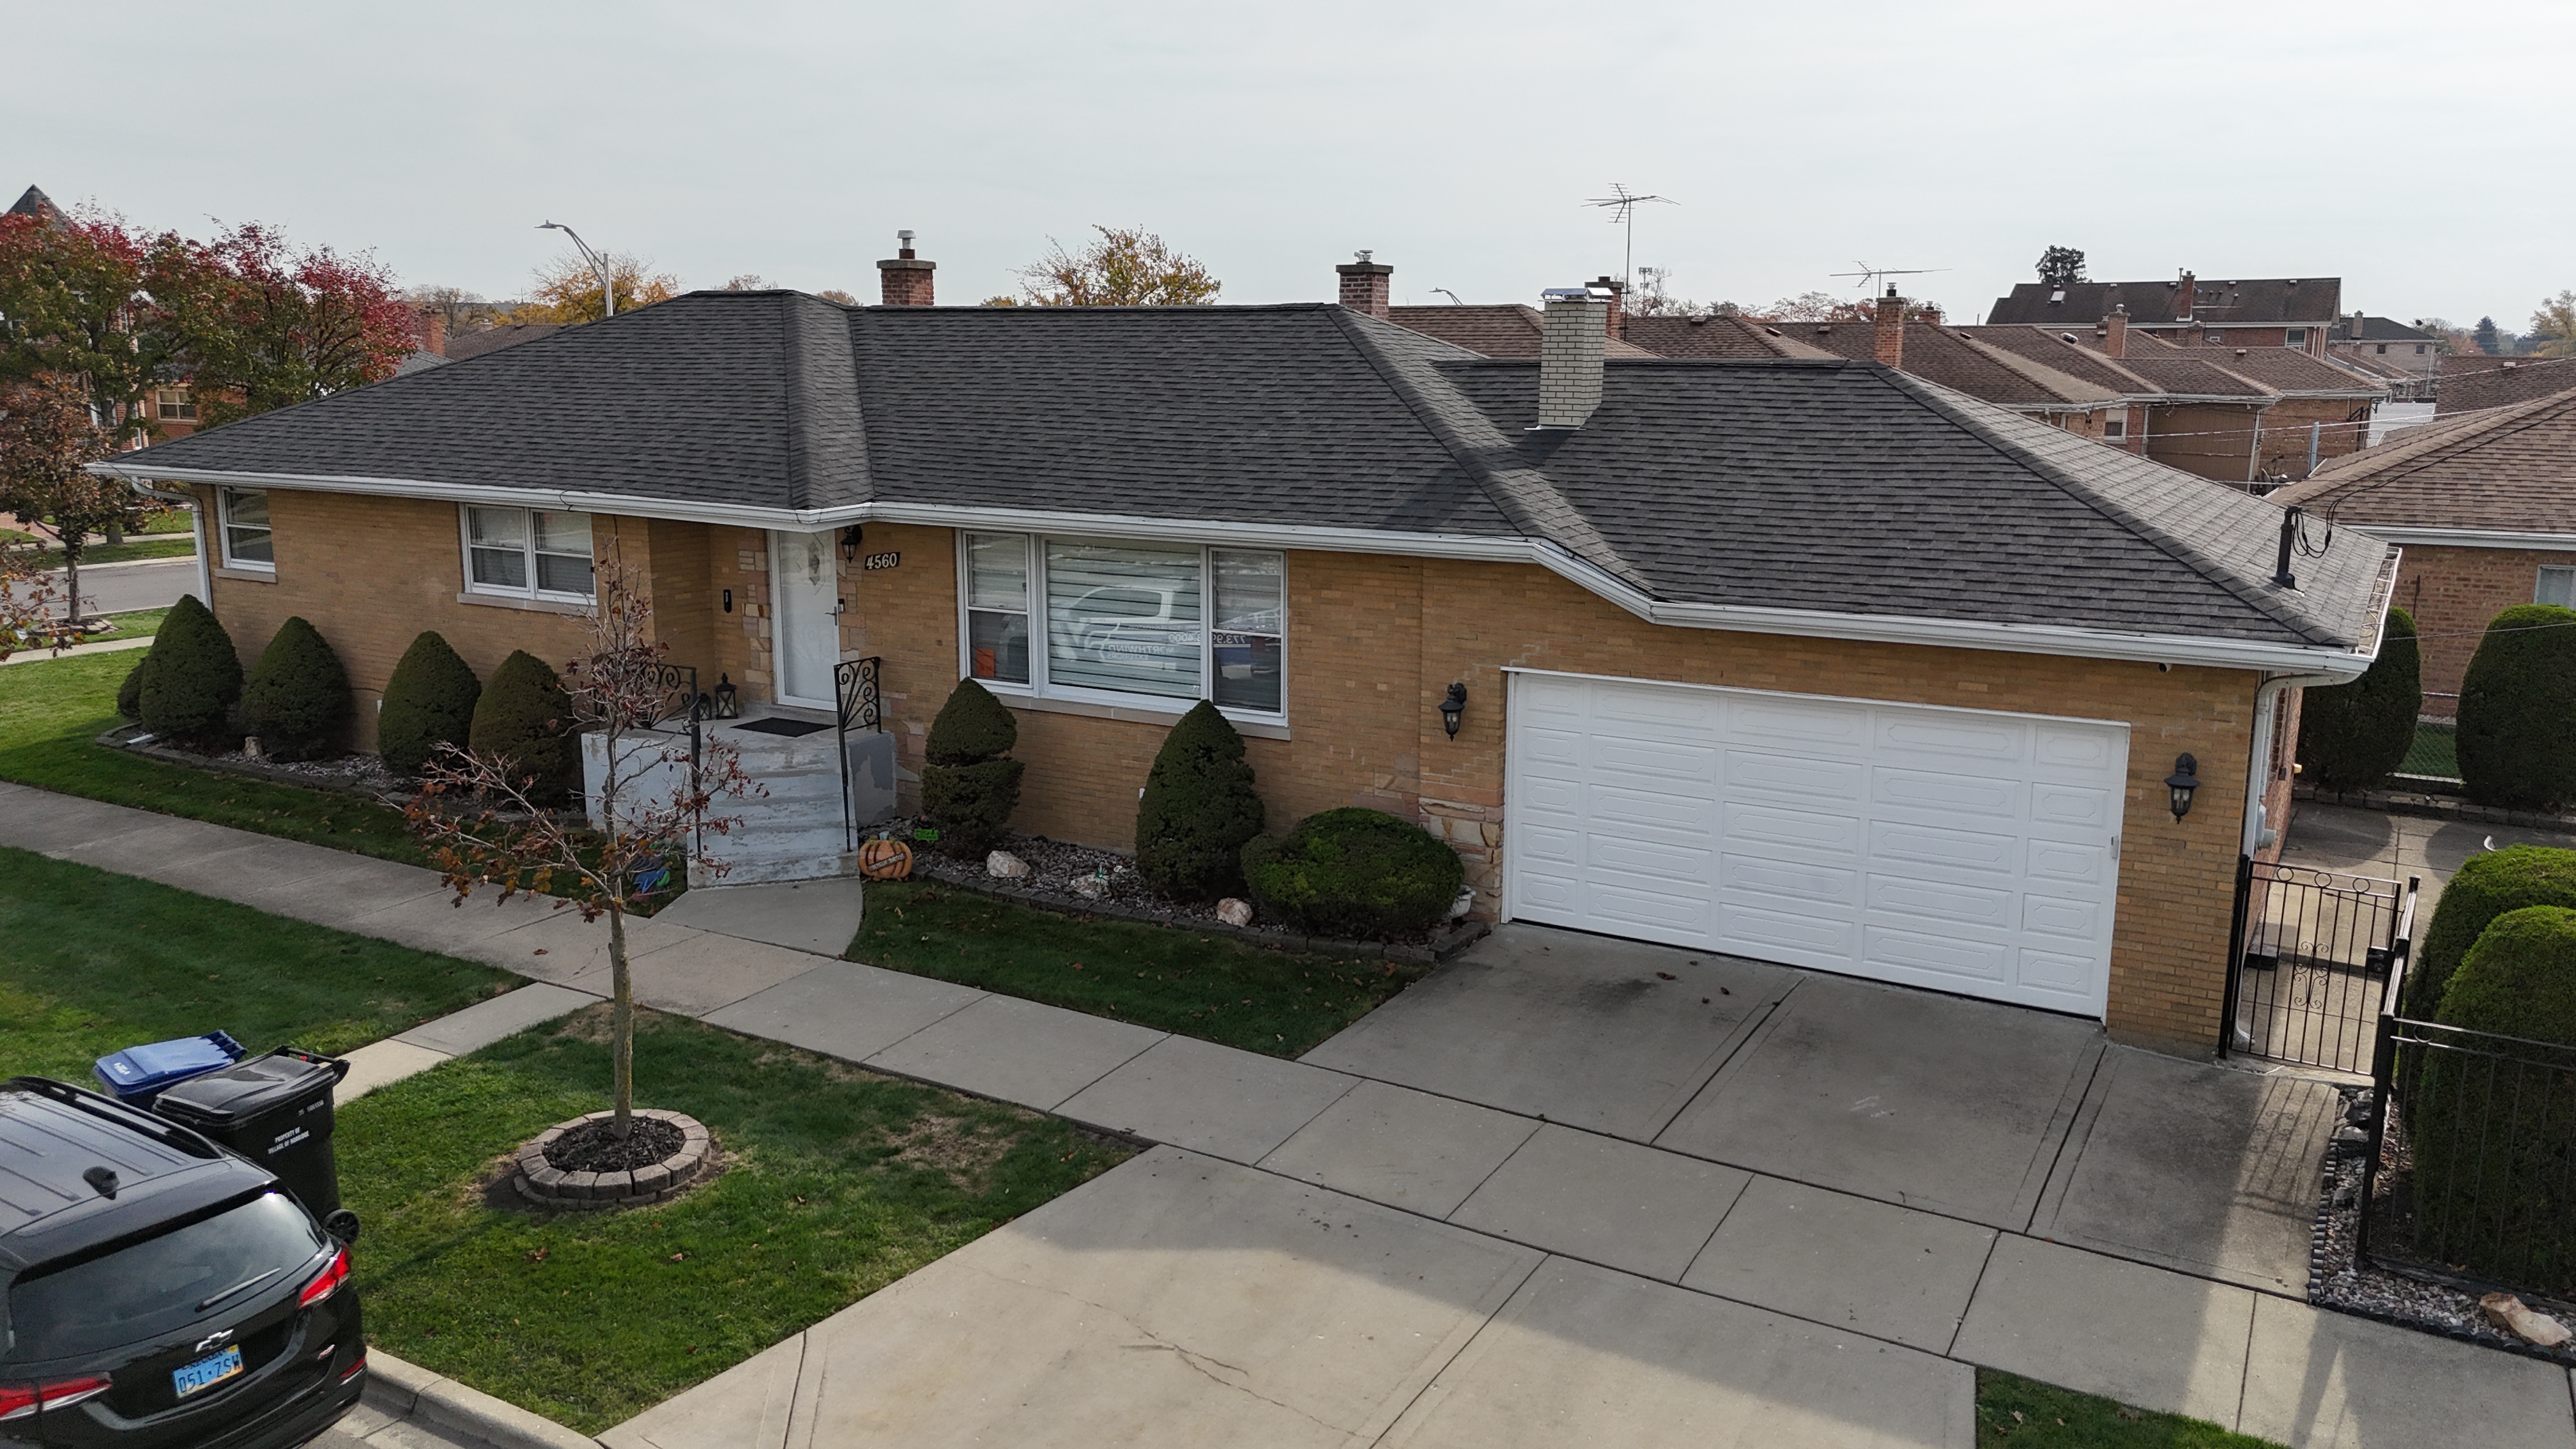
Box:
[51,536,199,565]
[0,847,518,1082]
[341,1006,1130,1434]
[1976,1370,2281,1448]
[86,607,168,643]
[0,651,433,864]
[850,880,1425,1057]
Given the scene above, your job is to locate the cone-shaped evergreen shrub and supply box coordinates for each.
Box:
[238,617,352,762]
[2407,845,2576,1020]
[2412,906,2576,1292]
[137,594,241,746]
[920,678,1022,857]
[468,649,578,805]
[116,652,153,719]
[378,631,482,776]
[1136,702,1265,900]
[2457,603,2576,808]
[1241,808,1463,940]
[2297,607,2419,791]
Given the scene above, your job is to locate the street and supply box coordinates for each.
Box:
[47,556,197,617]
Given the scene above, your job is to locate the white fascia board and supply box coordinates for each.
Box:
[85,462,2379,678]
[2351,526,2576,554]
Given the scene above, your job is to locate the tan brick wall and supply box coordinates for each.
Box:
[2257,396,2373,479]
[840,527,2260,1054]
[2391,543,2572,717]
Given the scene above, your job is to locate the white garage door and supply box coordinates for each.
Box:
[1506,670,2129,1016]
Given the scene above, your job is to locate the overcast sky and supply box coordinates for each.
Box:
[12,1,2570,329]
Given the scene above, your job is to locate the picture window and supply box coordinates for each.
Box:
[2538,567,2575,610]
[960,533,1286,720]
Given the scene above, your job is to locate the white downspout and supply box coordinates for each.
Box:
[2242,673,2338,855]
[188,491,213,608]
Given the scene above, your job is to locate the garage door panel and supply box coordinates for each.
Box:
[1864,926,2010,983]
[1724,802,1865,859]
[1872,767,2021,819]
[1590,736,1719,786]
[1590,836,1715,884]
[1509,674,2123,1018]
[1868,874,2016,928]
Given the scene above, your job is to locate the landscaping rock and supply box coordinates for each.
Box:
[1072,870,1110,900]
[1216,897,1254,926]
[987,850,1030,878]
[2482,1293,2573,1348]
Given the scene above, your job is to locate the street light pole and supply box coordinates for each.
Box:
[537,221,615,318]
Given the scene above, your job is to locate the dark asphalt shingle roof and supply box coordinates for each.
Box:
[116,291,2390,652]
[1988,277,2343,327]
[2274,385,2576,533]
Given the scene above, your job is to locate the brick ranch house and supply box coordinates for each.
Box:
[93,263,2397,1059]
[2271,383,2576,717]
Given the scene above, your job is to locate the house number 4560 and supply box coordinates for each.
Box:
[861,551,900,571]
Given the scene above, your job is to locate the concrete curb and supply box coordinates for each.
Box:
[2294,781,2576,833]
[365,1347,602,1449]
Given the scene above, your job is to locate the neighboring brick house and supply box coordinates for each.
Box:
[96,254,2397,1059]
[1987,273,2343,357]
[2437,355,2576,415]
[2271,384,2576,717]
[2327,314,2439,398]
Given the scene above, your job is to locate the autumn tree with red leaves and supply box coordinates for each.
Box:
[0,375,140,626]
[163,223,417,427]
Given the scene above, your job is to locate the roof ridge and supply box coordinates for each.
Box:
[1877,369,2351,646]
[1952,333,2117,403]
[1324,309,1648,588]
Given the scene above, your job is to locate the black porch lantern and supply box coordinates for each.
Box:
[1438,682,1468,739]
[839,525,864,563]
[712,673,740,719]
[2165,753,2201,822]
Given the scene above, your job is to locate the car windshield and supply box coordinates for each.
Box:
[5,1193,321,1361]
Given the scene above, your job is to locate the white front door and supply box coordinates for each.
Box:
[1506,670,2129,1017]
[769,531,839,708]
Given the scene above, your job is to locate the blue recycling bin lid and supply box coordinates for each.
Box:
[91,1031,247,1101]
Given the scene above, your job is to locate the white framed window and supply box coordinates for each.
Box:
[461,505,594,601]
[2102,413,2127,440]
[2375,343,2389,355]
[2284,328,2308,348]
[958,533,1287,721]
[2538,566,2576,610]
[155,388,196,422]
[2414,344,2428,355]
[217,488,273,570]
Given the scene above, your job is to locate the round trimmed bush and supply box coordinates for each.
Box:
[1136,701,1265,900]
[378,631,482,776]
[468,649,578,805]
[2297,607,2419,791]
[2407,846,2576,1020]
[919,679,1022,856]
[137,594,241,746]
[116,652,153,720]
[2411,906,2576,1292]
[238,616,351,762]
[1240,808,1463,940]
[2457,603,2576,808]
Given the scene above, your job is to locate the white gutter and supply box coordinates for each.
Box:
[87,460,2387,678]
[2352,526,2576,554]
[2239,554,2399,855]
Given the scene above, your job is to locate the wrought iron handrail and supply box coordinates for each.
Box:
[832,657,884,853]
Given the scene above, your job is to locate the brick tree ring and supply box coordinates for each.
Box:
[512,1109,713,1211]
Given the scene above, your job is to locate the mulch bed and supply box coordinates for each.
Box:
[544,1116,686,1174]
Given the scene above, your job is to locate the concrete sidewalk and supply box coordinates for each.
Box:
[5,780,2570,1448]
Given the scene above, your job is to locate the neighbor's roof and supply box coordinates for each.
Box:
[100,292,2394,668]
[2272,385,2576,535]
[1756,318,2118,409]
[2438,356,2576,415]
[1988,277,2343,328]
[2331,315,2437,344]
[441,323,563,362]
[1618,313,1834,360]
[1386,303,1659,359]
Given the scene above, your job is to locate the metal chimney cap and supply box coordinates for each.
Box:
[897,229,915,245]
[1540,287,1591,300]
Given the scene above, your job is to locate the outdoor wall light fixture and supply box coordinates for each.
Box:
[1438,682,1468,738]
[712,674,739,719]
[839,525,864,563]
[2165,753,2201,822]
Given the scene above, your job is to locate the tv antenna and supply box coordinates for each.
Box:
[1583,183,1676,298]
[1828,261,1947,295]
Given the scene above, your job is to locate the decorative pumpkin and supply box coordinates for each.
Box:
[857,837,914,880]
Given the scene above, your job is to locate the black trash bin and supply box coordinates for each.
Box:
[153,1048,351,1221]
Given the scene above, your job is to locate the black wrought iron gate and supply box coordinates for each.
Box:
[2221,859,2419,1072]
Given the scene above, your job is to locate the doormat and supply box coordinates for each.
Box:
[732,717,831,738]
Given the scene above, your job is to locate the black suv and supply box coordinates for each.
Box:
[0,1078,364,1449]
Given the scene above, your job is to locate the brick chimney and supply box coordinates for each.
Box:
[1335,251,1392,319]
[1873,285,1905,367]
[1536,287,1607,429]
[877,229,935,306]
[2174,270,2196,323]
[413,305,447,358]
[2103,305,2128,359]
[1590,275,1627,339]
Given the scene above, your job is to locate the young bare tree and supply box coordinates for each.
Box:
[405,552,760,1138]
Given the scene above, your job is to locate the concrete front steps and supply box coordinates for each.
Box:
[690,718,855,886]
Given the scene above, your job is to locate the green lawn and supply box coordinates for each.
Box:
[84,608,167,643]
[65,536,197,565]
[341,1007,1129,1433]
[851,880,1425,1057]
[0,650,434,865]
[1977,1371,2281,1448]
[2398,718,2459,781]
[0,847,517,1082]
